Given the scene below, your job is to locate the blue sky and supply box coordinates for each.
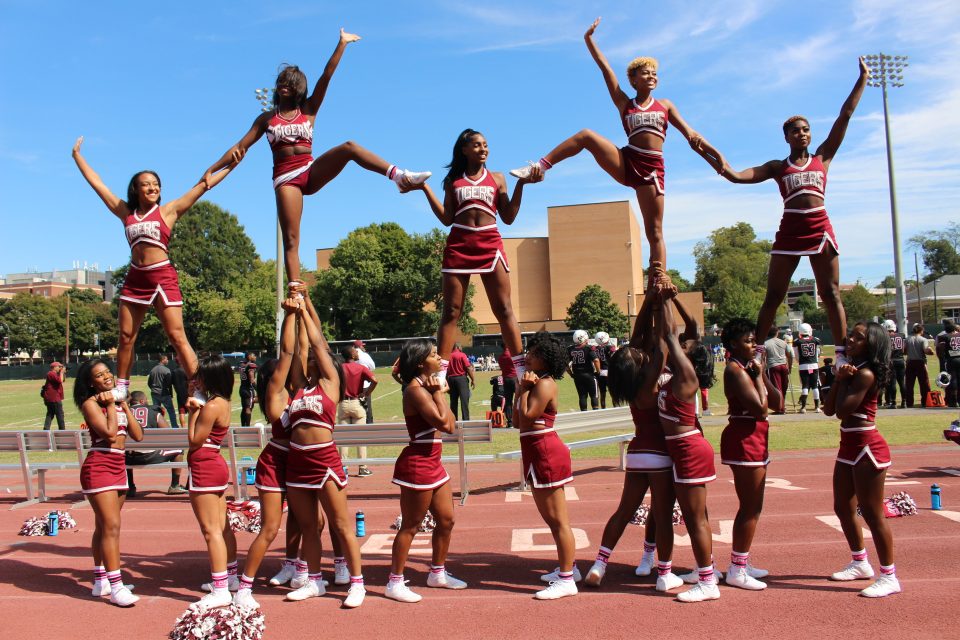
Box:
[1,0,957,288]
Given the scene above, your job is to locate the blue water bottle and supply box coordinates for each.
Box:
[47,511,59,536]
[931,484,942,510]
[355,510,366,538]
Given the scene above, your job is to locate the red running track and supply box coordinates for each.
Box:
[0,444,958,639]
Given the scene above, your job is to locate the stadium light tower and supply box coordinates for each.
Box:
[864,53,908,333]
[255,88,286,356]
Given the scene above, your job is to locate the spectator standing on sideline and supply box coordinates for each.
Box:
[447,344,475,420]
[905,323,934,407]
[882,320,907,409]
[42,361,66,430]
[148,355,178,427]
[171,353,189,429]
[764,327,792,414]
[339,345,378,476]
[124,390,186,497]
[239,353,258,426]
[353,339,377,424]
[498,344,518,428]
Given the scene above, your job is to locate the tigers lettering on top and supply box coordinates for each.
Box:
[125,206,168,249]
[622,99,668,138]
[453,170,498,218]
[266,112,313,148]
[778,156,826,203]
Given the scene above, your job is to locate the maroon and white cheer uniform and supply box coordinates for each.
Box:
[620,97,668,193]
[268,109,316,192]
[771,155,839,255]
[119,205,183,307]
[625,404,672,472]
[720,358,771,467]
[392,404,450,490]
[285,386,347,489]
[254,411,291,493]
[80,405,129,494]
[442,169,509,274]
[188,417,230,493]
[519,409,573,489]
[659,384,716,484]
[836,365,891,469]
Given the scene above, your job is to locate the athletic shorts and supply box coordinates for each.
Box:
[81,449,129,494]
[837,426,891,469]
[520,428,573,489]
[799,370,819,390]
[286,440,348,489]
[187,445,229,493]
[442,224,509,274]
[392,442,450,490]
[239,388,256,411]
[621,145,665,193]
[720,417,770,466]
[273,153,316,192]
[771,206,839,255]
[664,429,716,484]
[119,260,183,307]
[255,440,288,492]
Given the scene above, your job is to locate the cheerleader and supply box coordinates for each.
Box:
[385,339,467,603]
[74,359,144,607]
[233,298,304,608]
[510,17,724,267]
[720,318,782,590]
[283,287,366,608]
[203,27,430,289]
[515,331,578,600]
[584,283,684,593]
[657,287,719,602]
[404,128,542,384]
[718,58,871,366]
[185,355,238,609]
[823,322,900,597]
[72,138,234,402]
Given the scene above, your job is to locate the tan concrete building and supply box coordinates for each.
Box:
[315,200,703,337]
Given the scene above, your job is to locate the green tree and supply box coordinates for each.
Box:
[0,293,61,362]
[841,284,881,324]
[877,274,897,289]
[666,269,692,293]
[312,223,477,340]
[693,222,772,325]
[793,293,817,314]
[917,239,960,282]
[565,285,629,336]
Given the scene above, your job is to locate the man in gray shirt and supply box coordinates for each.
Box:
[147,355,178,427]
[905,324,933,408]
[764,327,792,414]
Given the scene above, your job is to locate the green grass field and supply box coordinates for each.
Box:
[2,356,953,466]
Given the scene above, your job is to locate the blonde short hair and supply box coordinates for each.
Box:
[782,115,809,134]
[627,56,658,76]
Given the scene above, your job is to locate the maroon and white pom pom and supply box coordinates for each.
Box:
[390,512,437,533]
[169,603,265,640]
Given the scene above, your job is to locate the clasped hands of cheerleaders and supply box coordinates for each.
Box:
[70,18,895,610]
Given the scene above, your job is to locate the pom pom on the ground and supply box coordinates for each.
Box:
[227,500,262,533]
[19,511,78,536]
[629,503,684,527]
[169,603,265,640]
[856,492,918,518]
[390,512,437,533]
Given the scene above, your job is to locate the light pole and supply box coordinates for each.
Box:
[64,295,75,366]
[933,278,941,323]
[255,87,286,356]
[864,53,908,333]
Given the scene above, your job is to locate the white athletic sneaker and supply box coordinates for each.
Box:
[290,573,309,589]
[509,163,542,180]
[746,563,769,579]
[286,578,325,601]
[534,579,578,600]
[426,569,468,589]
[655,572,684,592]
[201,576,239,592]
[195,589,231,610]
[233,588,260,609]
[93,581,134,597]
[584,561,606,587]
[334,562,350,586]
[111,387,129,403]
[830,560,875,581]
[725,566,767,591]
[394,170,432,187]
[860,574,901,598]
[109,586,139,607]
[540,565,582,583]
[342,583,366,608]
[676,582,721,603]
[269,562,296,586]
[635,553,655,576]
[384,580,422,603]
[679,568,722,585]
